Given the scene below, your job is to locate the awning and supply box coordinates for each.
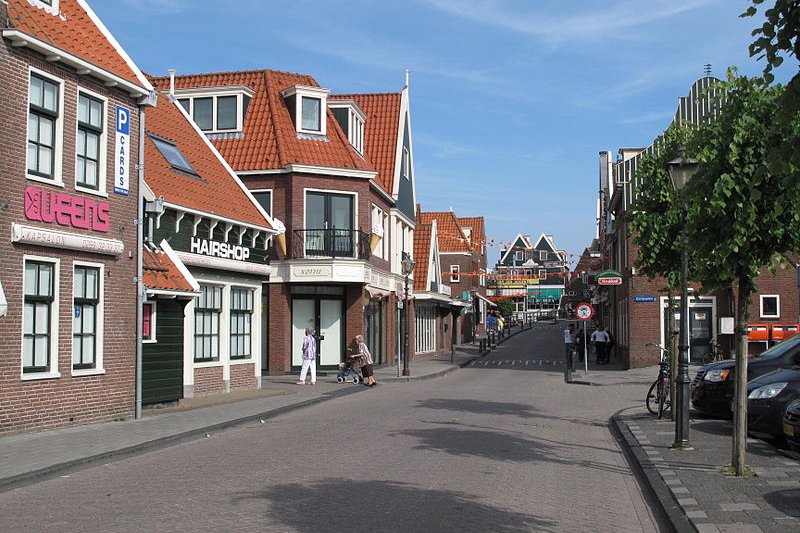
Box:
[367,287,392,299]
[0,279,6,316]
[475,293,498,307]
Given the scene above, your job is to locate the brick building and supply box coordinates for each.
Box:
[600,76,800,368]
[0,0,153,433]
[155,70,419,374]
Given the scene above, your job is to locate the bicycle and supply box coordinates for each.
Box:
[645,342,671,419]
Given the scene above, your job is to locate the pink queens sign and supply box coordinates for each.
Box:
[24,186,110,233]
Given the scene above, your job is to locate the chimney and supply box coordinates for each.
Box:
[168,69,176,96]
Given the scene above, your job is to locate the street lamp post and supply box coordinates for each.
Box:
[668,157,699,450]
[401,252,416,377]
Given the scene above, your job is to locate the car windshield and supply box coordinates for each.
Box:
[757,334,800,360]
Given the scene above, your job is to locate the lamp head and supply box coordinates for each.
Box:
[401,253,416,276]
[667,157,699,192]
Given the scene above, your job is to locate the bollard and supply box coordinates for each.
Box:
[451,345,455,365]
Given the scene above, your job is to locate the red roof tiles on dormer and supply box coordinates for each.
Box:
[144,91,273,229]
[418,211,472,254]
[331,92,401,195]
[151,70,374,174]
[413,223,433,292]
[5,0,150,91]
[142,246,197,294]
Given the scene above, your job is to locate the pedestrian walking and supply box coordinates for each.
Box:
[563,323,574,382]
[354,335,376,387]
[591,326,610,364]
[297,328,317,384]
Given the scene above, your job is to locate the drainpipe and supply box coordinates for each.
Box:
[135,106,146,420]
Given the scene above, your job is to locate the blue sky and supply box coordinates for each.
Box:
[91,0,776,267]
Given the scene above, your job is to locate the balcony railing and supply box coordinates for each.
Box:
[291,229,371,260]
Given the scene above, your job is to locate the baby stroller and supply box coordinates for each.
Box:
[336,357,362,384]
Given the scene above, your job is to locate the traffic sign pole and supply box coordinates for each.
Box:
[575,303,594,374]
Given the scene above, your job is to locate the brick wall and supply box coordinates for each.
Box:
[193,366,224,395]
[230,363,256,390]
[267,283,291,374]
[0,44,141,434]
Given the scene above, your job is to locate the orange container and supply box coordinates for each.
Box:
[770,324,799,341]
[747,324,770,341]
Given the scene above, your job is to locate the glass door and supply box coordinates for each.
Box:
[305,192,353,257]
[292,299,316,367]
[319,299,343,366]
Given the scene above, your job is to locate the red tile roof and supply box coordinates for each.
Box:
[331,92,401,195]
[458,216,486,249]
[142,247,196,294]
[418,211,471,253]
[151,71,374,174]
[6,0,148,89]
[144,92,273,229]
[413,223,433,291]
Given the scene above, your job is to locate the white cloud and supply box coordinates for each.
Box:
[417,0,720,44]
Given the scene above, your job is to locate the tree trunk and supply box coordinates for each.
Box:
[732,279,750,475]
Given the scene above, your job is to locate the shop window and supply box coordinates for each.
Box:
[230,287,253,359]
[23,259,57,375]
[73,265,101,370]
[194,285,221,361]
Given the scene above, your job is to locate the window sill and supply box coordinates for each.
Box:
[230,358,253,365]
[193,360,222,368]
[22,370,62,381]
[72,368,106,377]
[143,339,157,344]
[75,185,108,198]
[26,175,65,188]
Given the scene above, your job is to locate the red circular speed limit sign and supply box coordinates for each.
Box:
[576,303,594,321]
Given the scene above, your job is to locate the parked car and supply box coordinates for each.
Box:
[747,367,800,443]
[782,398,800,451]
[691,334,800,417]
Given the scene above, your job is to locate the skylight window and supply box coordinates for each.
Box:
[148,133,197,176]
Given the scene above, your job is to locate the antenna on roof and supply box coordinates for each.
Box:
[168,69,176,96]
[703,64,712,77]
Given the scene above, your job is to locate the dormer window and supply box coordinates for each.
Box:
[329,100,366,154]
[281,85,330,136]
[175,86,253,134]
[33,0,59,15]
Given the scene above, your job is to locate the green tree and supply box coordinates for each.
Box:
[685,72,800,475]
[494,298,515,318]
[742,0,800,173]
[628,125,695,407]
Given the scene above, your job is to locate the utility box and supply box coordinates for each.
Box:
[719,317,735,335]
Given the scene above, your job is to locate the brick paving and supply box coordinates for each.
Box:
[1,323,798,533]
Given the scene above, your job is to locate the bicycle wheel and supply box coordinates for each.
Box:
[646,379,659,415]
[657,380,668,419]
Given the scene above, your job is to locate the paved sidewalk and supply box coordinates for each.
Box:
[608,369,800,533]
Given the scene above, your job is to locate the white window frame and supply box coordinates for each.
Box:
[539,250,548,261]
[514,251,524,262]
[143,300,157,343]
[194,284,223,363]
[27,67,65,187]
[21,255,61,380]
[759,294,780,318]
[251,189,273,218]
[538,269,547,279]
[281,85,330,136]
[229,286,254,360]
[175,87,253,133]
[72,261,105,376]
[75,87,108,196]
[402,146,410,180]
[450,265,460,283]
[33,0,59,15]
[371,204,387,260]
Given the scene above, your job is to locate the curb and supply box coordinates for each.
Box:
[0,386,362,494]
[612,409,696,533]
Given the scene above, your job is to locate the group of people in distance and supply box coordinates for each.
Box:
[563,323,614,372]
[297,329,377,387]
